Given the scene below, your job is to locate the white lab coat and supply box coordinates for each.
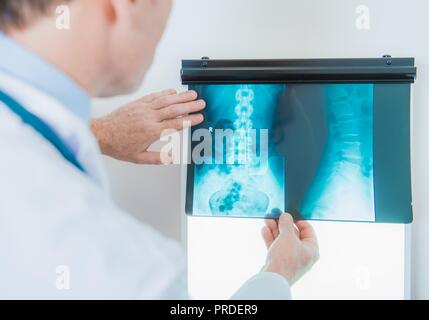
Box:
[0,72,291,300]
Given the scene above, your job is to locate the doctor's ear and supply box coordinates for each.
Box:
[96,0,172,96]
[107,0,136,24]
[108,0,158,21]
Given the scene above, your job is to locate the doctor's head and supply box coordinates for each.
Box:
[0,0,173,97]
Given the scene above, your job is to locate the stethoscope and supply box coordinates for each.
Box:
[0,90,86,174]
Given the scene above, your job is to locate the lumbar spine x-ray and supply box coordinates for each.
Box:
[208,85,278,216]
[189,83,376,221]
[183,57,414,223]
[300,85,375,221]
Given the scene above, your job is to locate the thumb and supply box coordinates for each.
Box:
[134,152,173,165]
[278,213,295,234]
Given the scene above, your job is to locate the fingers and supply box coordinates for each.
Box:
[158,99,206,121]
[133,152,172,165]
[266,214,308,240]
[162,113,204,131]
[295,220,318,244]
[264,219,279,239]
[261,226,275,249]
[141,89,177,103]
[152,90,198,110]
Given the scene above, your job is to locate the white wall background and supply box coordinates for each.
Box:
[92,0,429,299]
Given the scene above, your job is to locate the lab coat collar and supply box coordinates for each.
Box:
[0,71,110,192]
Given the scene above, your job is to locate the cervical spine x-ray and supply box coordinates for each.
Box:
[188,83,375,222]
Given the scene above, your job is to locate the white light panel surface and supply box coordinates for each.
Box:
[188,217,406,300]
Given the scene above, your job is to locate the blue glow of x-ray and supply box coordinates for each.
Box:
[300,84,375,221]
[189,83,376,221]
[192,84,285,217]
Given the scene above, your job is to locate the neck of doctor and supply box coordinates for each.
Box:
[7,17,108,97]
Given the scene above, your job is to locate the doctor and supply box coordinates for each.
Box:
[0,0,319,299]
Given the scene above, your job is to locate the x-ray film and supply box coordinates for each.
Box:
[182,58,416,223]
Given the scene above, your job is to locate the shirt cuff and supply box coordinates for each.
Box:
[230,272,292,300]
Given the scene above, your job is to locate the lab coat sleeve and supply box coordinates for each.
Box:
[231,272,292,300]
